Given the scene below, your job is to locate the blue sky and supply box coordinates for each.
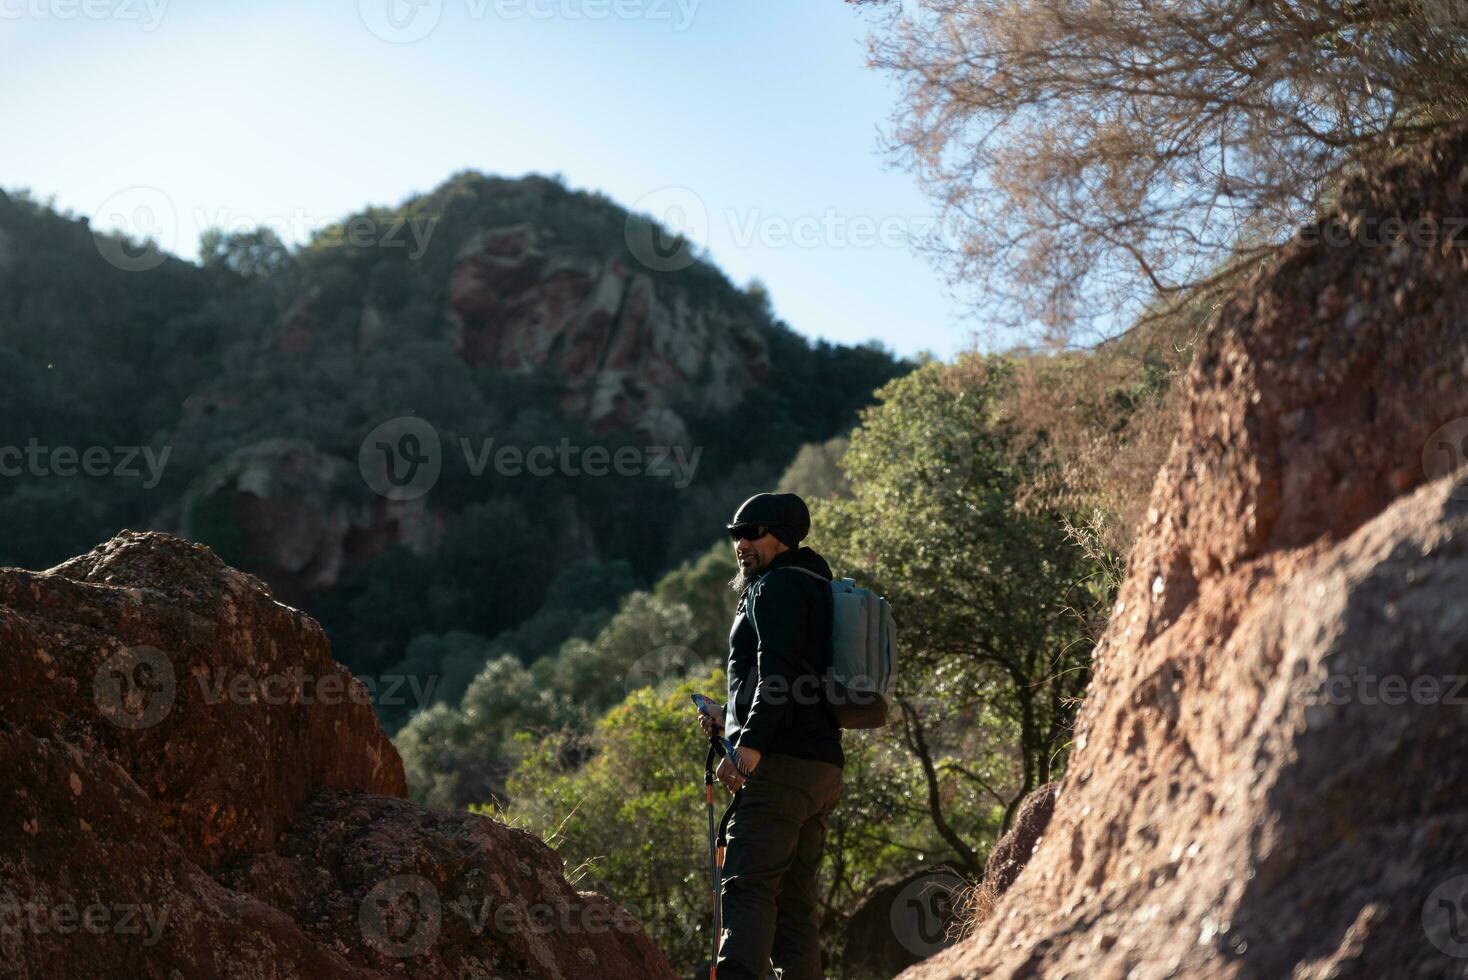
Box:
[1,0,978,358]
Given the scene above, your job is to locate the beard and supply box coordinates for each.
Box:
[729,554,762,595]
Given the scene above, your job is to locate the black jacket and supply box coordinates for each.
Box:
[725,546,843,768]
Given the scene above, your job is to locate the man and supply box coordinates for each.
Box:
[696,491,843,980]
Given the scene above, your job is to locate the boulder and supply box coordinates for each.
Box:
[1,531,677,979]
[982,782,1056,898]
[172,438,441,597]
[902,123,1468,978]
[841,864,967,979]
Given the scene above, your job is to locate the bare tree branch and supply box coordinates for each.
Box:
[862,0,1468,344]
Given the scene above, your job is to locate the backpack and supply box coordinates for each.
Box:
[754,566,897,729]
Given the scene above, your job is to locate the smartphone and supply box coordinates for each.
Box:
[690,694,740,764]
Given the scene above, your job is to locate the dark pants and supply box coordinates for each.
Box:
[717,753,843,980]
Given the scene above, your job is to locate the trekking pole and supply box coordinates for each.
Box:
[704,738,722,980]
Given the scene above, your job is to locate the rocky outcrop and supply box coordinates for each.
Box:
[903,126,1468,977]
[841,864,967,979]
[172,438,441,597]
[449,222,769,444]
[275,284,320,355]
[981,782,1056,899]
[1,531,677,979]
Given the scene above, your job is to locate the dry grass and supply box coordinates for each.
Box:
[995,306,1204,561]
[949,877,1002,942]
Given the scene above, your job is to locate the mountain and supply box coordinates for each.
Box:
[0,173,908,685]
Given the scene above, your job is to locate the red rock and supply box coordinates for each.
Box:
[275,285,320,355]
[448,222,768,443]
[1,531,677,979]
[171,439,443,598]
[902,123,1468,978]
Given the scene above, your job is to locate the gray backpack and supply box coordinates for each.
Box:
[760,566,897,729]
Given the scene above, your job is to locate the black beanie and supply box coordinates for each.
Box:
[728,492,810,549]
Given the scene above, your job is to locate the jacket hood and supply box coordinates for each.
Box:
[763,545,832,581]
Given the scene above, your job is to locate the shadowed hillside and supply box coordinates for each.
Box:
[0,175,908,717]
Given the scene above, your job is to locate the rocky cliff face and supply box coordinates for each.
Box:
[903,125,1468,978]
[171,438,443,603]
[1,531,677,979]
[448,221,769,446]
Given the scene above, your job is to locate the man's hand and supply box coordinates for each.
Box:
[715,746,761,793]
[697,701,726,738]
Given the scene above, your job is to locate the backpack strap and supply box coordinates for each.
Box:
[747,565,833,679]
[746,565,828,633]
[777,566,829,584]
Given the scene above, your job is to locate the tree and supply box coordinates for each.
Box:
[778,435,853,501]
[858,0,1468,342]
[198,225,293,278]
[504,668,729,970]
[814,356,1104,845]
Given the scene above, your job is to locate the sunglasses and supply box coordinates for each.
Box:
[728,523,773,542]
